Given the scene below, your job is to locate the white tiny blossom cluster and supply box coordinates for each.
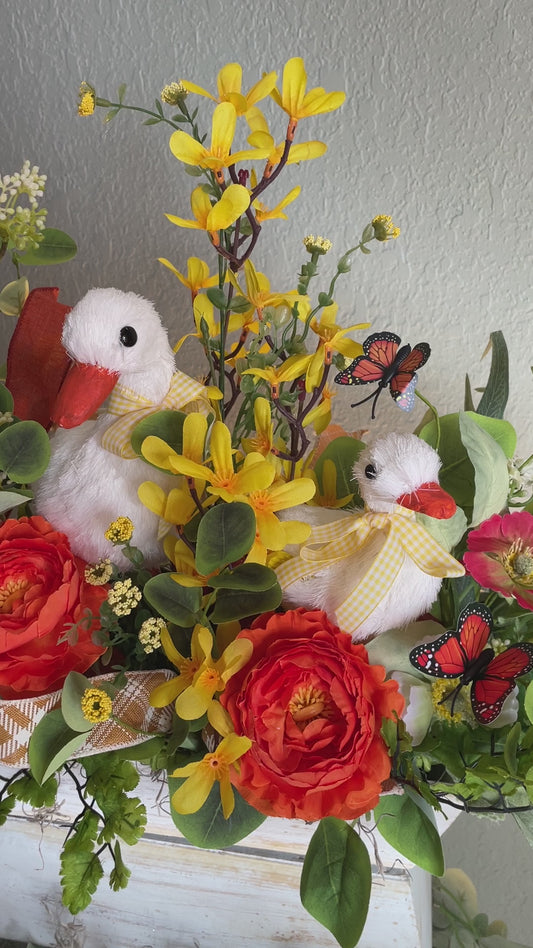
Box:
[138,616,167,654]
[508,457,533,504]
[107,578,142,616]
[0,161,48,251]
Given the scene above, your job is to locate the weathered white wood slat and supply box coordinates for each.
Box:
[0,768,445,946]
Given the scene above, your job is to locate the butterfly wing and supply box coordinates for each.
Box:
[410,629,468,678]
[471,643,533,724]
[409,604,492,679]
[389,342,431,398]
[334,331,400,387]
[394,373,417,411]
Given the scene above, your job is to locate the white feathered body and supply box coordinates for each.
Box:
[33,288,179,569]
[279,433,461,642]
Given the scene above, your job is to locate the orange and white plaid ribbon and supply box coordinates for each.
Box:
[0,669,176,768]
[276,505,465,633]
[101,370,210,458]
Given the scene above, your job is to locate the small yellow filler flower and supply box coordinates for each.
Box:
[78,82,96,116]
[161,82,188,105]
[81,687,113,724]
[371,214,401,241]
[84,558,113,586]
[303,235,332,255]
[138,617,167,654]
[107,578,142,617]
[105,516,134,543]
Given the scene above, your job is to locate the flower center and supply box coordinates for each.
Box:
[502,539,533,586]
[289,683,332,728]
[0,577,30,614]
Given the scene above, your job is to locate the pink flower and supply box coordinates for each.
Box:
[463,511,533,610]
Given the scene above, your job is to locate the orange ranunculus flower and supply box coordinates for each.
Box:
[0,516,107,698]
[220,608,404,821]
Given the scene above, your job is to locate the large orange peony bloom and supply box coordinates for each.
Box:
[0,516,107,698]
[221,608,404,821]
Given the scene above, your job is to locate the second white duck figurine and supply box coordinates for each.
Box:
[32,287,209,569]
[276,432,465,641]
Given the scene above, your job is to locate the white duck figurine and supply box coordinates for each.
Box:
[30,287,208,569]
[276,432,465,641]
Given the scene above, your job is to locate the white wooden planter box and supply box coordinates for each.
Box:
[0,769,453,947]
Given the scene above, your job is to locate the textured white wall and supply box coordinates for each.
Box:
[2,0,533,941]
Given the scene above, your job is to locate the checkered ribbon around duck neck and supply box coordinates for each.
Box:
[276,505,465,633]
[101,370,210,459]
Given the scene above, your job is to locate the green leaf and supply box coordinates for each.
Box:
[0,489,32,513]
[206,287,228,311]
[60,842,104,914]
[418,412,513,524]
[503,722,521,775]
[195,502,256,575]
[417,505,468,552]
[143,572,202,626]
[524,682,533,725]
[28,709,88,785]
[373,787,444,875]
[143,117,161,125]
[168,772,265,848]
[61,670,115,732]
[98,794,146,845]
[133,409,186,461]
[7,772,58,807]
[476,331,509,418]
[20,228,77,266]
[459,413,509,526]
[118,83,127,104]
[0,277,29,315]
[463,373,476,412]
[210,578,282,623]
[109,840,131,891]
[209,563,278,591]
[300,818,371,948]
[313,437,365,505]
[0,419,50,482]
[0,383,14,413]
[0,795,16,826]
[228,295,252,314]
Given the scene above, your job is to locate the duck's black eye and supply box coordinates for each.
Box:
[364,463,377,480]
[120,325,138,347]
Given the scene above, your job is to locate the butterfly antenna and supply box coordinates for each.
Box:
[350,387,380,411]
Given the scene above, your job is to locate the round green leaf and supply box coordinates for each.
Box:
[167,771,265,848]
[28,709,88,785]
[0,419,50,482]
[300,818,371,948]
[209,563,278,591]
[143,573,202,626]
[195,502,256,575]
[210,580,282,623]
[374,788,444,875]
[0,277,29,316]
[0,382,14,412]
[132,409,186,461]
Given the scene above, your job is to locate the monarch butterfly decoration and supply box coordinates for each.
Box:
[334,331,431,419]
[409,603,533,724]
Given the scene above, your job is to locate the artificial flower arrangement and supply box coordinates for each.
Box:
[0,58,532,948]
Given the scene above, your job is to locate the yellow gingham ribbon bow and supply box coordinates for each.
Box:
[276,505,465,633]
[101,370,210,459]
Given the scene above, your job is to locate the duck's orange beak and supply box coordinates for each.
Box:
[51,361,119,428]
[396,481,457,519]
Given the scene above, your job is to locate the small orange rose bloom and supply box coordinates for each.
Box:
[221,608,404,821]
